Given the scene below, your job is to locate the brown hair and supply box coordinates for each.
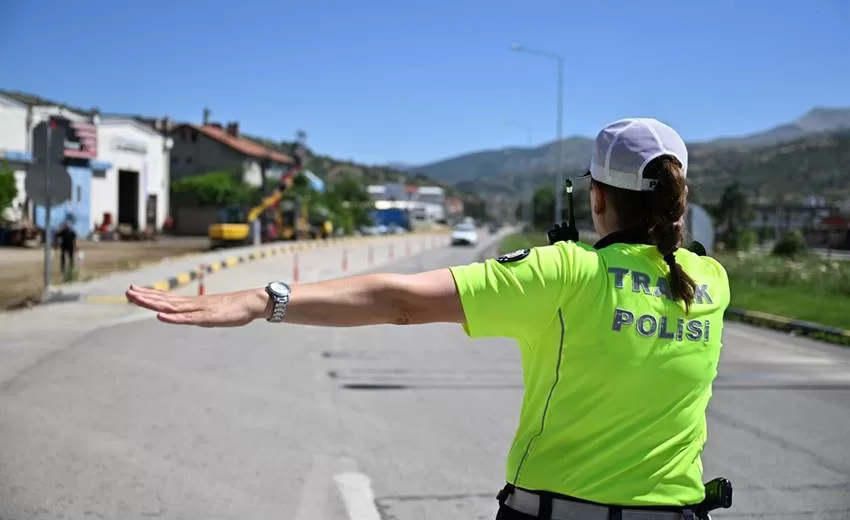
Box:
[592,155,697,312]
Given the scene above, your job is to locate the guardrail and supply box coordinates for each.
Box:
[725,307,850,346]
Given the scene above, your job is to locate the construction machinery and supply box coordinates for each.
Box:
[208,163,334,248]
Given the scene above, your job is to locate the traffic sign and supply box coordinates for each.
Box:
[25,160,72,206]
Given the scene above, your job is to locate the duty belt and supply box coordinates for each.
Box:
[503,487,688,520]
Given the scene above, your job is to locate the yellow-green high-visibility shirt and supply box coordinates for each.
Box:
[448,235,730,507]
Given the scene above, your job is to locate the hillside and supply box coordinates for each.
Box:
[411,107,850,203]
[461,129,850,204]
[242,134,465,196]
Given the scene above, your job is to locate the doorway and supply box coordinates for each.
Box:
[146,194,157,227]
[118,170,140,230]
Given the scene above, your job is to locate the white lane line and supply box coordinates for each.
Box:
[293,453,334,520]
[334,470,382,520]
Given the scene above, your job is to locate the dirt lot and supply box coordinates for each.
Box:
[0,237,209,310]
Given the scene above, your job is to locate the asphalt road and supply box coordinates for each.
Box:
[1,237,849,520]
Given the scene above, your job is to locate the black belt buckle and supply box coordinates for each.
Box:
[496,484,515,505]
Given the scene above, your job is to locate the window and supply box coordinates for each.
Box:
[186,157,193,164]
[76,186,82,203]
[191,131,198,142]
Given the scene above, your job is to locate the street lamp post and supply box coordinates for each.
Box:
[511,43,564,225]
[504,121,534,228]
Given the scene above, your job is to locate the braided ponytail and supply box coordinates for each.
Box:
[645,156,697,312]
[591,155,697,312]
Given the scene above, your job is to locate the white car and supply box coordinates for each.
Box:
[451,224,479,246]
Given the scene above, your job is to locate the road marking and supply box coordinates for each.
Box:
[334,470,382,520]
[293,453,334,520]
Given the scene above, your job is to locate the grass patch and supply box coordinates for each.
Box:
[715,251,850,330]
[498,233,850,332]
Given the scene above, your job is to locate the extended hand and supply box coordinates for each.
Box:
[125,285,268,327]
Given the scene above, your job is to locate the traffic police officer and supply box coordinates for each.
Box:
[126,118,732,519]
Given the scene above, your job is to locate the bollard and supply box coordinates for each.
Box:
[342,248,349,272]
[293,253,300,283]
[198,264,206,295]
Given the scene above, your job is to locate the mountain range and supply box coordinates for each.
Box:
[397,107,850,202]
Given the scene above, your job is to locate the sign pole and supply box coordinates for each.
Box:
[42,122,53,302]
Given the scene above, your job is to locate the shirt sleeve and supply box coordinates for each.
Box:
[448,243,570,342]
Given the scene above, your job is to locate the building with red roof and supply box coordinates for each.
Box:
[168,116,294,188]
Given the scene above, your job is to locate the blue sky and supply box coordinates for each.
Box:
[2,0,848,166]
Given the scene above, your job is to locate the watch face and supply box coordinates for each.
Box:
[268,281,290,296]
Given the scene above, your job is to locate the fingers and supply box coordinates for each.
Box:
[126,285,203,314]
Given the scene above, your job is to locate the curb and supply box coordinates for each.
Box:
[725,307,850,346]
[82,232,449,304]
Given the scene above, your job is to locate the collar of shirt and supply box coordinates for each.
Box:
[593,228,651,250]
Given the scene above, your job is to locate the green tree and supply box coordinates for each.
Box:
[464,197,491,223]
[532,185,556,230]
[323,174,372,234]
[0,162,18,222]
[713,182,755,251]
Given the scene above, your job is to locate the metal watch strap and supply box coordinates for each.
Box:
[267,292,289,323]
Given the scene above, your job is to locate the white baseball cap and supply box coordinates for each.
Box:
[578,118,688,192]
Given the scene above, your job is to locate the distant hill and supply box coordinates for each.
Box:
[243,134,467,196]
[455,129,850,205]
[699,107,850,149]
[410,107,850,203]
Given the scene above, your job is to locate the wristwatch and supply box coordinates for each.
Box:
[265,281,291,323]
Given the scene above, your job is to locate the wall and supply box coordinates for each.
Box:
[94,119,170,230]
[34,165,92,237]
[0,95,31,217]
[26,106,93,230]
[169,128,248,183]
[171,205,220,236]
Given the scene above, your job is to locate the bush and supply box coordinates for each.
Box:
[0,162,18,221]
[772,230,808,258]
[171,172,256,206]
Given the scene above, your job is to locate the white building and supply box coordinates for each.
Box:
[0,93,112,237]
[411,186,446,223]
[93,118,173,231]
[0,93,30,222]
[366,183,447,223]
[0,90,173,237]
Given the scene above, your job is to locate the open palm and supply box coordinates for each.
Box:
[125,285,265,327]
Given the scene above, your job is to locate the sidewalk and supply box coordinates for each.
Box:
[50,232,452,302]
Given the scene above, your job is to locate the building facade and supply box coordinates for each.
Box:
[0,93,31,222]
[0,91,173,238]
[93,118,173,232]
[168,121,293,187]
[25,106,111,238]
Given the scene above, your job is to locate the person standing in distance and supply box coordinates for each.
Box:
[126,118,731,520]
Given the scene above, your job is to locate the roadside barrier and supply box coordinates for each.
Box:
[725,307,850,346]
[198,264,206,295]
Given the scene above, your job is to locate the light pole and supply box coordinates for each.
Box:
[504,121,534,228]
[511,42,564,225]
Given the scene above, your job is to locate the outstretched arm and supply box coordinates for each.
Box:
[125,269,465,328]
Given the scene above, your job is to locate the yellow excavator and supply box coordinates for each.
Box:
[208,165,333,248]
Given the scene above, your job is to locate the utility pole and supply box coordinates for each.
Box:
[42,120,54,302]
